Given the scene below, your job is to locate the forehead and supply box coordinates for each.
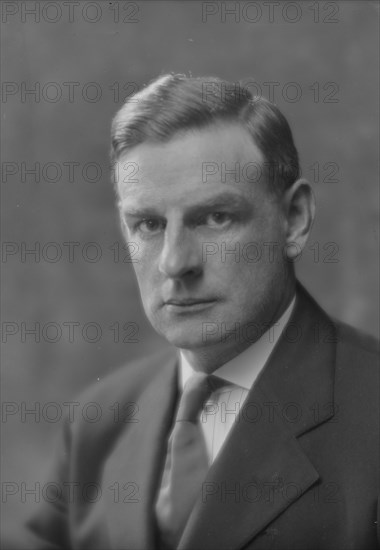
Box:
[116,123,265,204]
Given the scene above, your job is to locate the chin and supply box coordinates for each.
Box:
[154,323,217,350]
[147,306,221,349]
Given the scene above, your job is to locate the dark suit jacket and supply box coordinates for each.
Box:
[8,284,380,549]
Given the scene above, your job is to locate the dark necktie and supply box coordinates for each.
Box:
[155,372,220,548]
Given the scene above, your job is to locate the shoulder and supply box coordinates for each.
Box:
[334,319,379,372]
[299,286,379,427]
[296,282,378,380]
[297,281,378,361]
[335,320,379,357]
[333,320,379,399]
[66,346,178,442]
[77,345,178,406]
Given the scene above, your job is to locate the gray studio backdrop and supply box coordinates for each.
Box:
[1,0,379,533]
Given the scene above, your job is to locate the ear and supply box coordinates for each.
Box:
[282,178,315,260]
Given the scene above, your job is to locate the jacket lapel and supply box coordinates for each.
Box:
[102,353,179,550]
[179,284,337,550]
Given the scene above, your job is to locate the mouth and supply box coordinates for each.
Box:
[163,298,217,313]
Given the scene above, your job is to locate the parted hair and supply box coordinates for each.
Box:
[111,73,300,195]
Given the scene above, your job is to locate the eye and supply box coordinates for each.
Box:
[205,212,233,227]
[135,218,163,235]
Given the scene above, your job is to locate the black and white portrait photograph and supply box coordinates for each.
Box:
[1,1,379,549]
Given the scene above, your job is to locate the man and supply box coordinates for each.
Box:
[10,74,379,549]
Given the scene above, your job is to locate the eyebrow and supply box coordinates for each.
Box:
[120,192,249,218]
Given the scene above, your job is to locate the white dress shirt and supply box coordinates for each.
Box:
[179,296,296,463]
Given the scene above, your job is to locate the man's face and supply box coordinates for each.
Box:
[116,123,293,353]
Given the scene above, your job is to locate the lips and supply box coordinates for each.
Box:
[163,298,217,313]
[165,298,215,306]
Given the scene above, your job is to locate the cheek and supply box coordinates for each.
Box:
[131,247,161,303]
[212,217,285,273]
[132,241,157,272]
[256,214,287,262]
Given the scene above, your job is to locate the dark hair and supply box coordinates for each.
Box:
[111,73,300,195]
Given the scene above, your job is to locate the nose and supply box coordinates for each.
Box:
[158,224,202,279]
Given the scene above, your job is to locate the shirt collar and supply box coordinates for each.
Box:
[180,294,296,391]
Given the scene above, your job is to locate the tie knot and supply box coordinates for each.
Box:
[176,372,225,423]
